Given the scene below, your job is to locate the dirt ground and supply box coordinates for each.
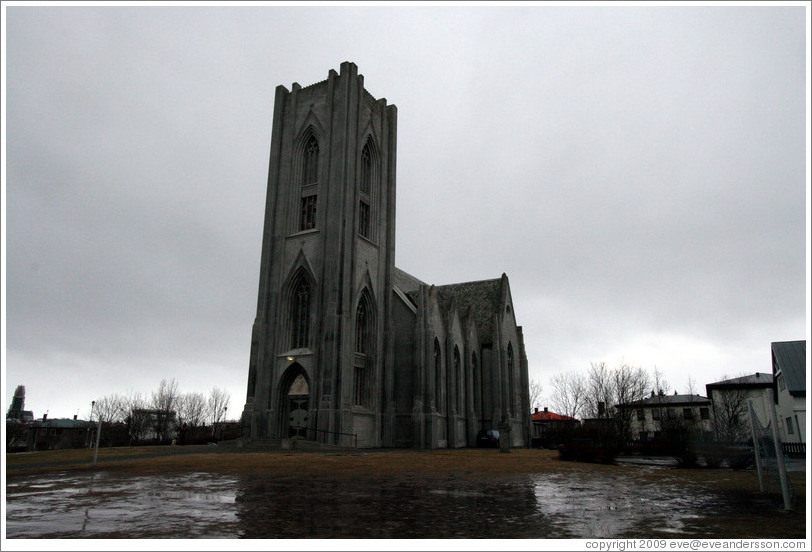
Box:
[5,446,809,539]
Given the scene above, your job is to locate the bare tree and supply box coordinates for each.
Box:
[151,379,180,441]
[177,392,207,429]
[93,394,125,423]
[208,387,231,436]
[121,391,150,443]
[709,377,751,442]
[652,367,671,396]
[549,371,587,420]
[586,362,614,419]
[612,364,651,440]
[686,376,698,396]
[528,379,543,413]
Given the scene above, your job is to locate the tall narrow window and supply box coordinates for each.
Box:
[299,134,319,231]
[354,291,374,408]
[300,195,317,231]
[290,276,311,349]
[359,201,370,238]
[360,144,371,195]
[472,352,480,415]
[506,343,514,416]
[434,339,443,412]
[454,347,462,412]
[303,135,319,185]
[358,140,374,240]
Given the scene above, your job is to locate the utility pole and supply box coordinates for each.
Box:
[92,401,102,465]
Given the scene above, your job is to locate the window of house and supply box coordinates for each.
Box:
[636,409,645,422]
[700,407,710,420]
[683,408,694,420]
[786,417,794,435]
[667,408,677,419]
[652,408,661,421]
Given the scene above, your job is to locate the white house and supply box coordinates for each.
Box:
[771,340,806,444]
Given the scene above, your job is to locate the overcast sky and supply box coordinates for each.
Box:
[3,3,809,421]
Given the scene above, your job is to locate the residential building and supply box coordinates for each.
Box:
[617,392,713,441]
[705,373,773,442]
[772,340,806,444]
[530,407,579,447]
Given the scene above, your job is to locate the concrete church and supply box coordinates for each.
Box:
[240,62,531,448]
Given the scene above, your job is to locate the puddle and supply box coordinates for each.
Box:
[2,468,770,538]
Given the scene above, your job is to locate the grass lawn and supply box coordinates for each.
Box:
[6,446,808,539]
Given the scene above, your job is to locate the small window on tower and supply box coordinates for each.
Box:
[301,195,317,231]
[359,201,370,238]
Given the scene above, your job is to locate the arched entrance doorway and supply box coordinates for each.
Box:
[279,365,310,439]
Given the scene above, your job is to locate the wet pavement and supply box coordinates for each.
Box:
[3,466,770,538]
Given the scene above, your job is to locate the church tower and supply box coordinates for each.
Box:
[241,62,398,447]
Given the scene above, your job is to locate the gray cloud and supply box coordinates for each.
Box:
[4,5,807,418]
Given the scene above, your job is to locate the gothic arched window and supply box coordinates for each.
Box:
[358,139,375,240]
[454,346,462,412]
[299,134,319,231]
[434,339,443,412]
[472,352,480,415]
[354,290,374,407]
[360,144,371,195]
[506,342,514,416]
[290,274,312,349]
[303,135,319,185]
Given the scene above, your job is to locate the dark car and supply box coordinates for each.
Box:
[476,429,500,448]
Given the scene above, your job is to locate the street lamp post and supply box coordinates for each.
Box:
[93,401,102,465]
[88,400,95,448]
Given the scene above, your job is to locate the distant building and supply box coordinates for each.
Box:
[616,392,713,441]
[530,407,580,447]
[6,385,34,422]
[705,373,773,442]
[771,340,806,444]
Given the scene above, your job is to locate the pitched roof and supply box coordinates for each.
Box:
[706,373,774,389]
[618,393,711,408]
[772,340,806,397]
[531,410,579,422]
[393,267,425,295]
[435,278,503,343]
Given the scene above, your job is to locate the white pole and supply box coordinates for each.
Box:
[748,400,765,492]
[93,413,102,465]
[765,388,793,510]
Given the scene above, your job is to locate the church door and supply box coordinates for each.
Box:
[282,370,310,439]
[287,395,309,438]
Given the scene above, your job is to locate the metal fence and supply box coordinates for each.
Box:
[307,427,358,448]
[782,441,806,457]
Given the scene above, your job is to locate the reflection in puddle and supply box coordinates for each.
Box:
[5,468,735,538]
[530,472,725,538]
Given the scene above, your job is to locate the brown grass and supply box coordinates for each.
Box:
[6,446,807,539]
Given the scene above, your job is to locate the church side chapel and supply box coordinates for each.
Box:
[241,62,531,449]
